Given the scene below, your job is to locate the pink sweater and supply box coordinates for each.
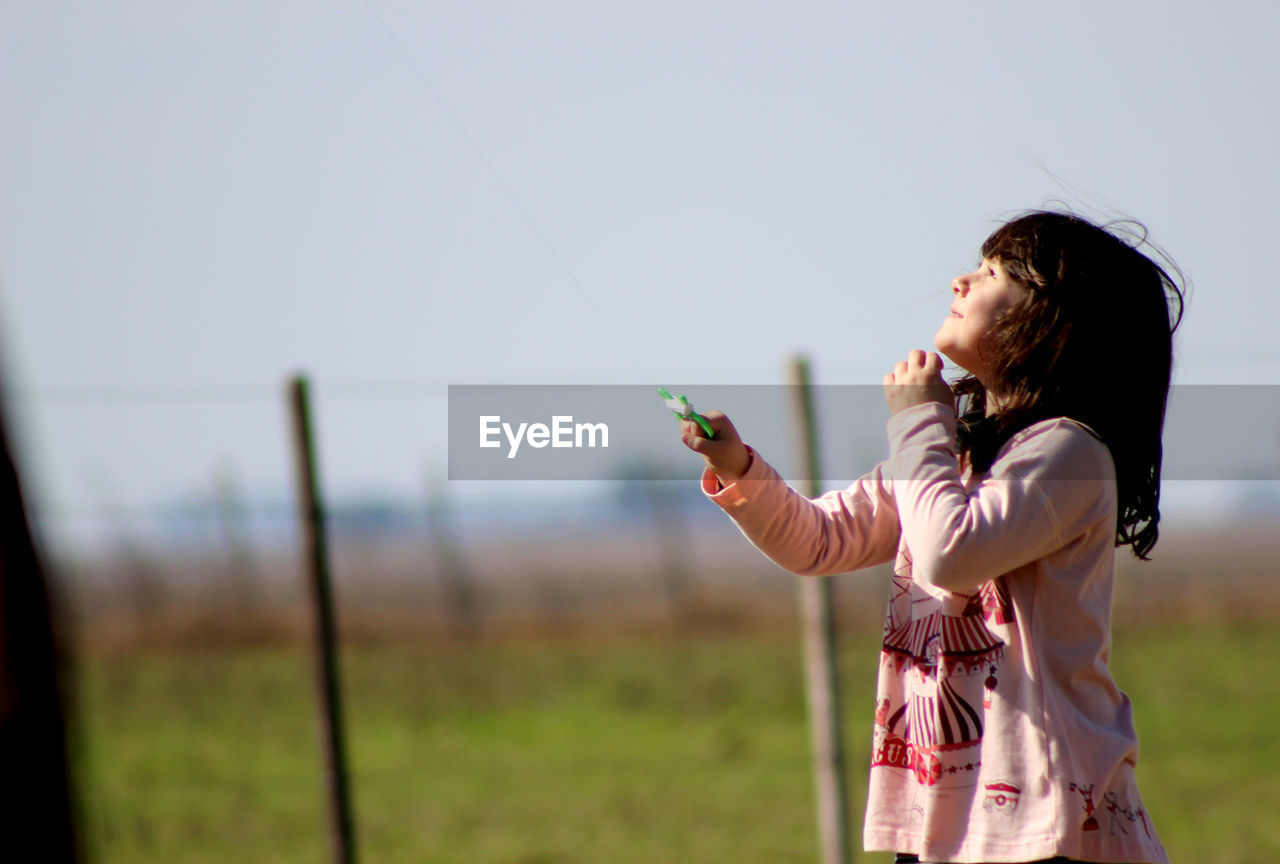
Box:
[702,402,1168,864]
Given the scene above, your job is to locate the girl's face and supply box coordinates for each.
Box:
[934,257,1029,385]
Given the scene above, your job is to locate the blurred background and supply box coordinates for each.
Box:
[2,1,1278,861]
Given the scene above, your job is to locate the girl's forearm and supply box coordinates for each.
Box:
[703,450,900,576]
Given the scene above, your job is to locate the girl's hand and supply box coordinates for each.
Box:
[883,350,954,416]
[680,410,752,484]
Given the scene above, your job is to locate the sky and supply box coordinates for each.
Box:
[3,1,1279,547]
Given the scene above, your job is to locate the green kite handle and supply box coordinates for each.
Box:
[658,387,715,439]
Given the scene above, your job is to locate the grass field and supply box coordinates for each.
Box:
[73,620,1279,863]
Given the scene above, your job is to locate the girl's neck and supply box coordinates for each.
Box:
[984,389,1008,417]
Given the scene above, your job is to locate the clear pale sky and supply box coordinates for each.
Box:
[3,2,1278,545]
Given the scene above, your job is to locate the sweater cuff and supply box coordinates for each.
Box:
[886,401,957,452]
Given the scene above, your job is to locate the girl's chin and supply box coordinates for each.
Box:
[933,343,970,374]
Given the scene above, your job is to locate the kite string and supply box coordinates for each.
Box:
[356,1,961,379]
[355,0,655,385]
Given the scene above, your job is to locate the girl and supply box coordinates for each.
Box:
[680,211,1183,864]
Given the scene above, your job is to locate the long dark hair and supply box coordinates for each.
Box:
[953,211,1185,559]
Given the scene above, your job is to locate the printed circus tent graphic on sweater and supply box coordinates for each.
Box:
[874,577,1009,786]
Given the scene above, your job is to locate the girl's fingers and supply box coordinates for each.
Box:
[700,409,733,434]
[702,410,742,442]
[679,409,739,448]
[889,351,946,381]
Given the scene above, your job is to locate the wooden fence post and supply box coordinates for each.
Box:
[287,374,357,864]
[423,471,480,640]
[213,463,260,622]
[0,379,79,859]
[788,355,852,864]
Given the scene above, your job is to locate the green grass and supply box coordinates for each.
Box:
[1109,622,1280,863]
[73,622,1280,863]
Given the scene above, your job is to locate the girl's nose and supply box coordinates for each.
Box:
[952,273,970,295]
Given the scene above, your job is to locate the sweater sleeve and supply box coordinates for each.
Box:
[701,446,901,576]
[886,402,1115,594]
